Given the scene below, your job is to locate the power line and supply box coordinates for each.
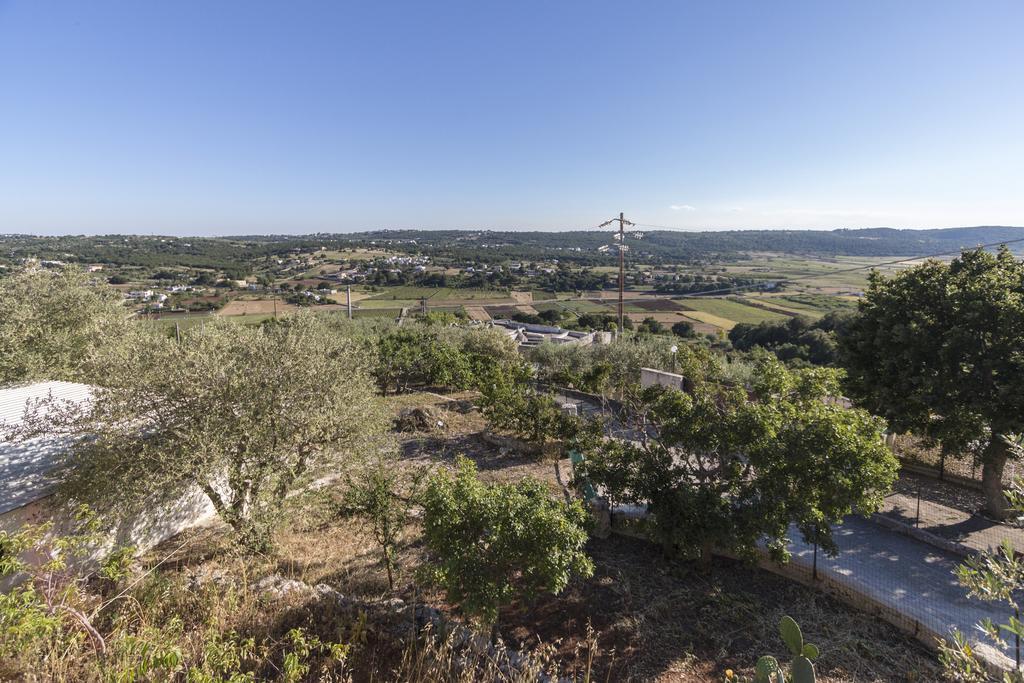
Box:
[673,235,1024,298]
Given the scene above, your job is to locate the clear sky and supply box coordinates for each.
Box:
[1,1,1022,235]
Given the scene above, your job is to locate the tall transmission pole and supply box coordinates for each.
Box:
[599,212,635,337]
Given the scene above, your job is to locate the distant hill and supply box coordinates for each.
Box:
[2,226,1023,269]
[335,226,1024,263]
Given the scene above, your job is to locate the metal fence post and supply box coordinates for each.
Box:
[915,482,922,528]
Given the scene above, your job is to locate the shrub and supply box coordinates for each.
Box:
[421,456,593,641]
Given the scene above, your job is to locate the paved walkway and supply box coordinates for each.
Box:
[879,492,1024,555]
[878,472,1024,556]
[562,387,1020,670]
[782,515,1014,668]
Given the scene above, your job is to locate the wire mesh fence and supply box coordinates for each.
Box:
[552,388,1024,674]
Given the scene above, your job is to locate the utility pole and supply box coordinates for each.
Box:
[617,211,626,335]
[346,286,352,320]
[598,212,634,338]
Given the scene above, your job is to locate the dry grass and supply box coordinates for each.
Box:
[388,392,940,680]
[117,390,940,682]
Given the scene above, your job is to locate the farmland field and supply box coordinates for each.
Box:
[533,300,614,315]
[779,294,858,313]
[630,299,685,312]
[676,297,789,326]
[351,308,401,319]
[366,286,510,301]
[737,296,809,316]
[718,254,921,292]
[485,305,523,318]
[358,298,421,309]
[677,310,737,330]
[219,299,295,316]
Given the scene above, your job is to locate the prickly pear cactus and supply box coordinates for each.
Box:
[744,616,818,683]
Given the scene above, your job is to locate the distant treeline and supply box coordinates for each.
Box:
[2,225,1022,270]
[349,226,1024,264]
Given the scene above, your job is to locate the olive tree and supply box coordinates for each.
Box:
[19,315,386,552]
[580,357,897,569]
[0,264,131,385]
[529,337,716,395]
[421,456,594,642]
[941,476,1024,679]
[840,247,1024,519]
[372,325,518,396]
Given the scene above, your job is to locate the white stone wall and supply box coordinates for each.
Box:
[639,367,686,391]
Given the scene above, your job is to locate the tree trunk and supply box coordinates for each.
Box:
[982,436,1011,520]
[699,539,714,573]
[490,619,500,645]
[383,546,394,590]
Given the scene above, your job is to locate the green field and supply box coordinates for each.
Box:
[366,286,510,301]
[737,296,811,317]
[718,254,916,291]
[779,294,858,313]
[533,300,613,315]
[352,308,401,319]
[675,297,790,325]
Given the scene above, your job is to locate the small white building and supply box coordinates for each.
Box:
[639,367,687,392]
[0,382,216,569]
[488,320,598,349]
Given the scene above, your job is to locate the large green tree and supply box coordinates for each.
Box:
[580,357,897,569]
[0,264,131,385]
[19,314,385,552]
[840,247,1024,519]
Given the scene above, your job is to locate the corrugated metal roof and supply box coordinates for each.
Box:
[0,381,92,515]
[0,381,92,426]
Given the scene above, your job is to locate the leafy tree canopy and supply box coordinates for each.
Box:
[840,247,1024,518]
[0,264,132,386]
[580,357,897,568]
[19,314,386,552]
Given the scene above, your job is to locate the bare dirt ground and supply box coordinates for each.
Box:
[141,391,939,683]
[218,299,300,316]
[516,304,540,315]
[217,299,361,316]
[510,290,534,304]
[464,306,491,321]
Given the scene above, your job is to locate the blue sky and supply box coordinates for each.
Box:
[1,1,1022,235]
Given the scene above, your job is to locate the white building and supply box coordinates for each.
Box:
[0,382,216,570]
[488,320,600,349]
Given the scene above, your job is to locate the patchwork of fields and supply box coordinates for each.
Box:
[138,253,877,335]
